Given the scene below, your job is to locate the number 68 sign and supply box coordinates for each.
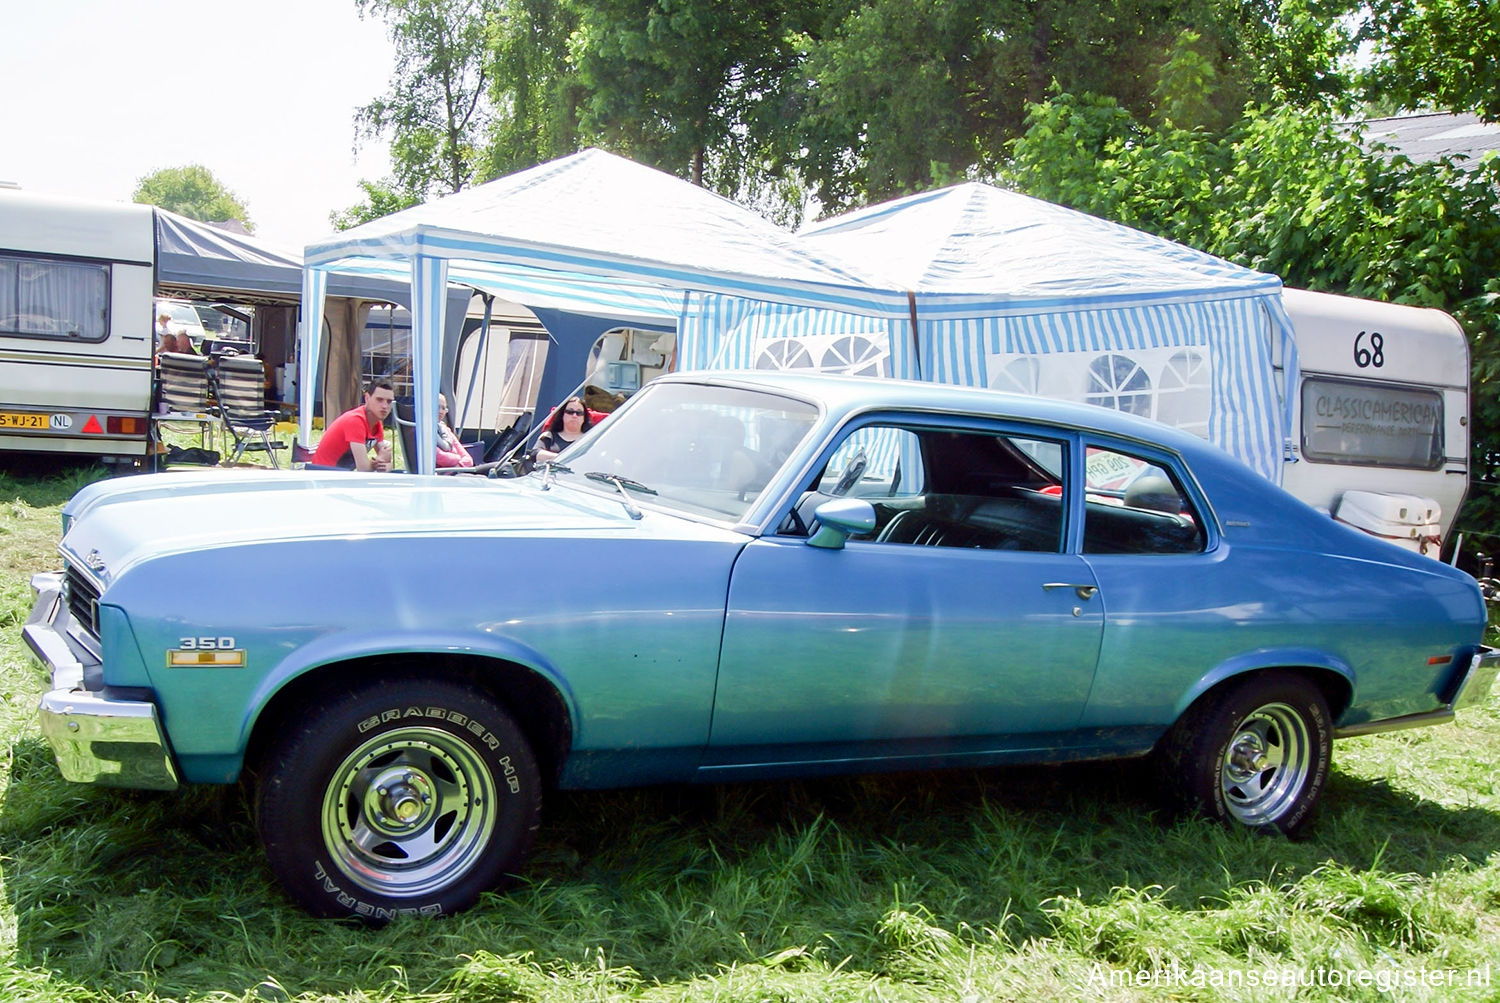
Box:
[1354,331,1385,368]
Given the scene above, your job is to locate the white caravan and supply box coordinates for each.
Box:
[0,191,156,461]
[1280,287,1468,550]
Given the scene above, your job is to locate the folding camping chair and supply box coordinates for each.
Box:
[215,355,287,468]
[150,351,221,468]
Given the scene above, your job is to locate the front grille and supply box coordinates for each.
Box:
[64,564,101,641]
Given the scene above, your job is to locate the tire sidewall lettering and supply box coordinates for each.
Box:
[313,859,444,921]
[356,705,506,759]
[1281,700,1332,829]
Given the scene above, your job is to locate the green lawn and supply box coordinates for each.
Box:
[1,458,1498,1002]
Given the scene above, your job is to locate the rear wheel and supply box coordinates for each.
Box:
[255,676,541,919]
[1156,671,1331,836]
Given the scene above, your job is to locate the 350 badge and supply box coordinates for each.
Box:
[166,636,247,668]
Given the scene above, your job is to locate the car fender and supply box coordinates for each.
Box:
[1173,647,1355,721]
[236,627,579,754]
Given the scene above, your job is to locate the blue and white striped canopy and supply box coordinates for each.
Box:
[301,154,1295,480]
[781,183,1299,481]
[300,149,920,471]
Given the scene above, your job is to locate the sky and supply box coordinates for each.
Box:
[2,0,398,250]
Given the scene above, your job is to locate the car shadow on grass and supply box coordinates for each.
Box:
[3,742,1497,999]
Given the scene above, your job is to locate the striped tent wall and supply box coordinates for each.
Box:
[920,295,1287,482]
[678,295,916,379]
[677,291,1289,484]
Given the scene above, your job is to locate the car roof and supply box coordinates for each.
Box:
[656,369,1215,457]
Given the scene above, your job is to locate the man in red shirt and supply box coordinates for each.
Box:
[311,380,395,470]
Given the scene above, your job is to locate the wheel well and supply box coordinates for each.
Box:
[1187,665,1352,721]
[243,654,573,786]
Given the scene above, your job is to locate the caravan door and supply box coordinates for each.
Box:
[0,191,155,460]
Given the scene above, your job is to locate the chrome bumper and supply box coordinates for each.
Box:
[1336,645,1500,739]
[25,571,179,791]
[1453,645,1500,710]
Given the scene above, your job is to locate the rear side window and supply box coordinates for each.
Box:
[0,252,109,342]
[1081,446,1206,555]
[1301,376,1443,470]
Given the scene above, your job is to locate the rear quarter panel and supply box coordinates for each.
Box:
[1081,437,1487,734]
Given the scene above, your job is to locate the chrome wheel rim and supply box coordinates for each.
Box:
[319,726,497,898]
[1221,701,1311,826]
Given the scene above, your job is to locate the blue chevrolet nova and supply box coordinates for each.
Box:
[26,372,1498,919]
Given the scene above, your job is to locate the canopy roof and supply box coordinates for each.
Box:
[782,182,1299,481]
[300,154,1297,479]
[304,148,901,319]
[797,182,1284,312]
[155,209,408,304]
[299,149,931,471]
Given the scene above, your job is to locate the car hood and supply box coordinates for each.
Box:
[61,470,735,586]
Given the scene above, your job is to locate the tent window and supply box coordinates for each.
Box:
[450,321,551,432]
[993,357,1042,396]
[0,252,109,343]
[1155,349,1211,436]
[1087,353,1152,416]
[755,339,816,370]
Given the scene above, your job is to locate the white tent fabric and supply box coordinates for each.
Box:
[301,153,1295,480]
[299,149,916,472]
[775,182,1299,482]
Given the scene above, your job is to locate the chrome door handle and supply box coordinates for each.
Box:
[1043,582,1098,600]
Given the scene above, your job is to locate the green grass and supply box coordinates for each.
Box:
[2,458,1500,1002]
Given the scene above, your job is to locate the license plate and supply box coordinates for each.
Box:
[0,411,49,430]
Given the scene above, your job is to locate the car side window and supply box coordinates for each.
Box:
[1080,445,1206,554]
[787,422,1068,552]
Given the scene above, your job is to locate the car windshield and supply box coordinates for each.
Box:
[552,382,819,522]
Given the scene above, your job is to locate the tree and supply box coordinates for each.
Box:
[329,179,424,230]
[1361,0,1500,119]
[354,0,498,200]
[484,0,585,179]
[786,0,1357,214]
[565,0,820,219]
[133,165,254,230]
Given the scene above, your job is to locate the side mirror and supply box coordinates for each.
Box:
[807,498,876,550]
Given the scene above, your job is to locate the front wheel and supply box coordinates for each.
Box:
[1156,671,1332,836]
[255,677,542,919]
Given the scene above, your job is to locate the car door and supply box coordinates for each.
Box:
[704,416,1105,768]
[1069,439,1225,728]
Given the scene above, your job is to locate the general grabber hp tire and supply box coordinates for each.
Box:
[255,676,541,920]
[1155,670,1332,837]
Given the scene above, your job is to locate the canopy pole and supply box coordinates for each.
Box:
[409,253,450,475]
[297,267,329,447]
[906,290,923,381]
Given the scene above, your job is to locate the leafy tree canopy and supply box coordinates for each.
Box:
[133,165,254,230]
[354,0,498,199]
[1360,0,1500,119]
[329,178,424,231]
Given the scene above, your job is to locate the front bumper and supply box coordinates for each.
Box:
[24,571,179,791]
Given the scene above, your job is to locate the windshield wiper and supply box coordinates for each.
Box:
[585,471,656,520]
[586,471,657,495]
[539,462,571,490]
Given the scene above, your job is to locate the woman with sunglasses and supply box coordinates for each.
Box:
[530,396,593,465]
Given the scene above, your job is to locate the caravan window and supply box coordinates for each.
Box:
[0,252,109,342]
[1301,377,1444,470]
